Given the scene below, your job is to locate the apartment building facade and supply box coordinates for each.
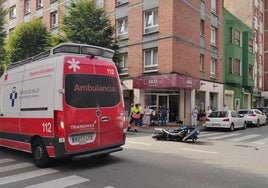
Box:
[224,0,265,107]
[224,9,255,110]
[2,0,224,124]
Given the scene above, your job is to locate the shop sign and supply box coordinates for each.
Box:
[133,73,200,89]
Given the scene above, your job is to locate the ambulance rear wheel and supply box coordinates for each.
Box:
[32,138,51,168]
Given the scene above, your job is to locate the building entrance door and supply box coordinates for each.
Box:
[145,93,179,123]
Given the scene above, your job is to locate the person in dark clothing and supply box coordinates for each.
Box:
[160,104,169,126]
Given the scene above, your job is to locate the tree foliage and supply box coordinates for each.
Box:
[62,0,118,56]
[5,18,51,63]
[0,1,6,75]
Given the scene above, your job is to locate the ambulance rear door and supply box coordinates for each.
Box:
[63,56,124,152]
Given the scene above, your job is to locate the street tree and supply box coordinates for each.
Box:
[0,1,6,75]
[62,0,119,62]
[5,18,51,63]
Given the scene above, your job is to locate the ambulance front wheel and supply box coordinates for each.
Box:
[32,138,51,168]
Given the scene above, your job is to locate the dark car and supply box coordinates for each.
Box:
[256,107,268,118]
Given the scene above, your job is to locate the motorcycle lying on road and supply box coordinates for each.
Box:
[152,125,200,142]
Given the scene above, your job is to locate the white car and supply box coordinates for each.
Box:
[205,110,247,131]
[237,109,267,127]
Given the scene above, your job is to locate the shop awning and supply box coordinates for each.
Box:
[133,73,200,89]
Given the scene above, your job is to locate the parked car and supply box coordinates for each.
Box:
[256,107,268,119]
[205,110,247,131]
[237,109,267,127]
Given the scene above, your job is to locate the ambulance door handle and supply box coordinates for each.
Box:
[101,116,110,122]
[0,113,3,116]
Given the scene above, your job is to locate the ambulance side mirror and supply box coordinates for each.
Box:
[0,113,3,116]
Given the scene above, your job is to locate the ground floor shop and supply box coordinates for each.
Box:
[122,73,223,125]
[224,85,253,110]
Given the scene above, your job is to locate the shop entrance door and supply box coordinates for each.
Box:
[158,95,168,123]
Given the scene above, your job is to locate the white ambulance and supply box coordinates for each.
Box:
[0,43,126,167]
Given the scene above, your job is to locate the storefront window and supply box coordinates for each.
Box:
[195,91,205,111]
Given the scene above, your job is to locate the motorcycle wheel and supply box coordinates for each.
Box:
[152,133,164,140]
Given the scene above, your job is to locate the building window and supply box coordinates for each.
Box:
[210,59,216,78]
[211,0,216,14]
[95,0,104,8]
[37,0,43,9]
[234,29,240,46]
[249,65,253,79]
[234,59,241,76]
[200,54,204,70]
[211,27,216,46]
[118,53,128,75]
[144,48,158,72]
[50,11,58,28]
[229,27,233,43]
[117,18,128,35]
[228,58,233,74]
[24,0,30,14]
[51,0,57,3]
[9,6,16,20]
[200,20,205,36]
[249,39,253,53]
[144,9,158,34]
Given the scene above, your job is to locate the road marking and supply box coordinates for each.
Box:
[0,162,34,172]
[200,132,224,137]
[207,133,241,140]
[183,148,218,154]
[227,134,261,142]
[127,141,151,146]
[251,137,268,145]
[24,175,90,188]
[0,158,15,164]
[0,168,59,185]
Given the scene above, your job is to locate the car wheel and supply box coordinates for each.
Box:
[257,120,260,127]
[230,123,234,132]
[32,138,51,168]
[243,122,247,129]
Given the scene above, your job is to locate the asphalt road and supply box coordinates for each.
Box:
[0,125,268,188]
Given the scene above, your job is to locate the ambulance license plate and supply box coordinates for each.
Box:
[70,133,96,145]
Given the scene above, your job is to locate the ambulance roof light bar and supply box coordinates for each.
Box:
[7,43,114,70]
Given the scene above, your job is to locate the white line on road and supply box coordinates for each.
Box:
[0,168,59,185]
[251,137,268,145]
[0,158,15,164]
[207,133,241,140]
[127,141,152,146]
[200,132,224,137]
[227,134,261,142]
[24,175,90,188]
[0,162,34,172]
[183,148,218,154]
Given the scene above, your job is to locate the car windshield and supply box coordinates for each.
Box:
[238,110,253,115]
[208,111,228,118]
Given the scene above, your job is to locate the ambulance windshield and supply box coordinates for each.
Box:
[65,74,120,108]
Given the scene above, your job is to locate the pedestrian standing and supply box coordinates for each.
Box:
[206,106,212,117]
[191,105,199,126]
[127,103,141,132]
[160,104,169,126]
[142,105,151,126]
[222,104,229,111]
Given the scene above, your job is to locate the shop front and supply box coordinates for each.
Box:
[133,73,200,124]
